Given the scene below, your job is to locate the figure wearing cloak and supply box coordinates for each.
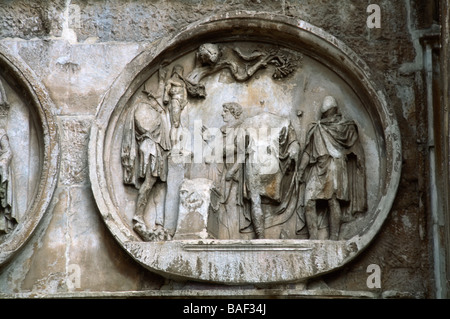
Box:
[121,97,171,241]
[0,128,16,235]
[298,96,366,240]
[0,79,16,236]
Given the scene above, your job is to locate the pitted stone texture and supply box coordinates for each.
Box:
[0,40,143,115]
[58,117,92,186]
[0,0,65,39]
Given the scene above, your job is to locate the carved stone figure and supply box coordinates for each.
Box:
[298,96,367,240]
[0,79,16,235]
[0,128,15,235]
[239,112,301,239]
[207,102,247,239]
[121,95,172,241]
[163,64,188,148]
[185,43,299,98]
[207,103,302,239]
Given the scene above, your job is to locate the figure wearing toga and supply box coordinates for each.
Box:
[206,103,302,240]
[205,102,248,239]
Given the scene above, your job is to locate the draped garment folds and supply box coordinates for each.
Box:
[209,112,302,235]
[209,118,246,239]
[0,129,16,234]
[301,112,367,224]
[121,102,170,188]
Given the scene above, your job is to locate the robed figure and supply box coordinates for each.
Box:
[298,96,366,240]
[0,128,15,235]
[240,112,301,239]
[208,105,302,239]
[0,78,16,236]
[121,97,172,241]
[206,102,247,239]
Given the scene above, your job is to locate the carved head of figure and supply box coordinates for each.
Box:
[171,64,184,78]
[321,95,338,118]
[196,43,221,66]
[222,102,243,123]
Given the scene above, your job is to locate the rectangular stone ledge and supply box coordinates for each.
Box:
[0,289,389,299]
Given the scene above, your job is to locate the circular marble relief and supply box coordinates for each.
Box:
[89,12,401,284]
[0,44,60,265]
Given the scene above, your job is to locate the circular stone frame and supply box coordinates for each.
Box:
[89,11,401,284]
[0,44,60,266]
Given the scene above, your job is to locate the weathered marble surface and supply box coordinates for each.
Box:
[0,0,435,297]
